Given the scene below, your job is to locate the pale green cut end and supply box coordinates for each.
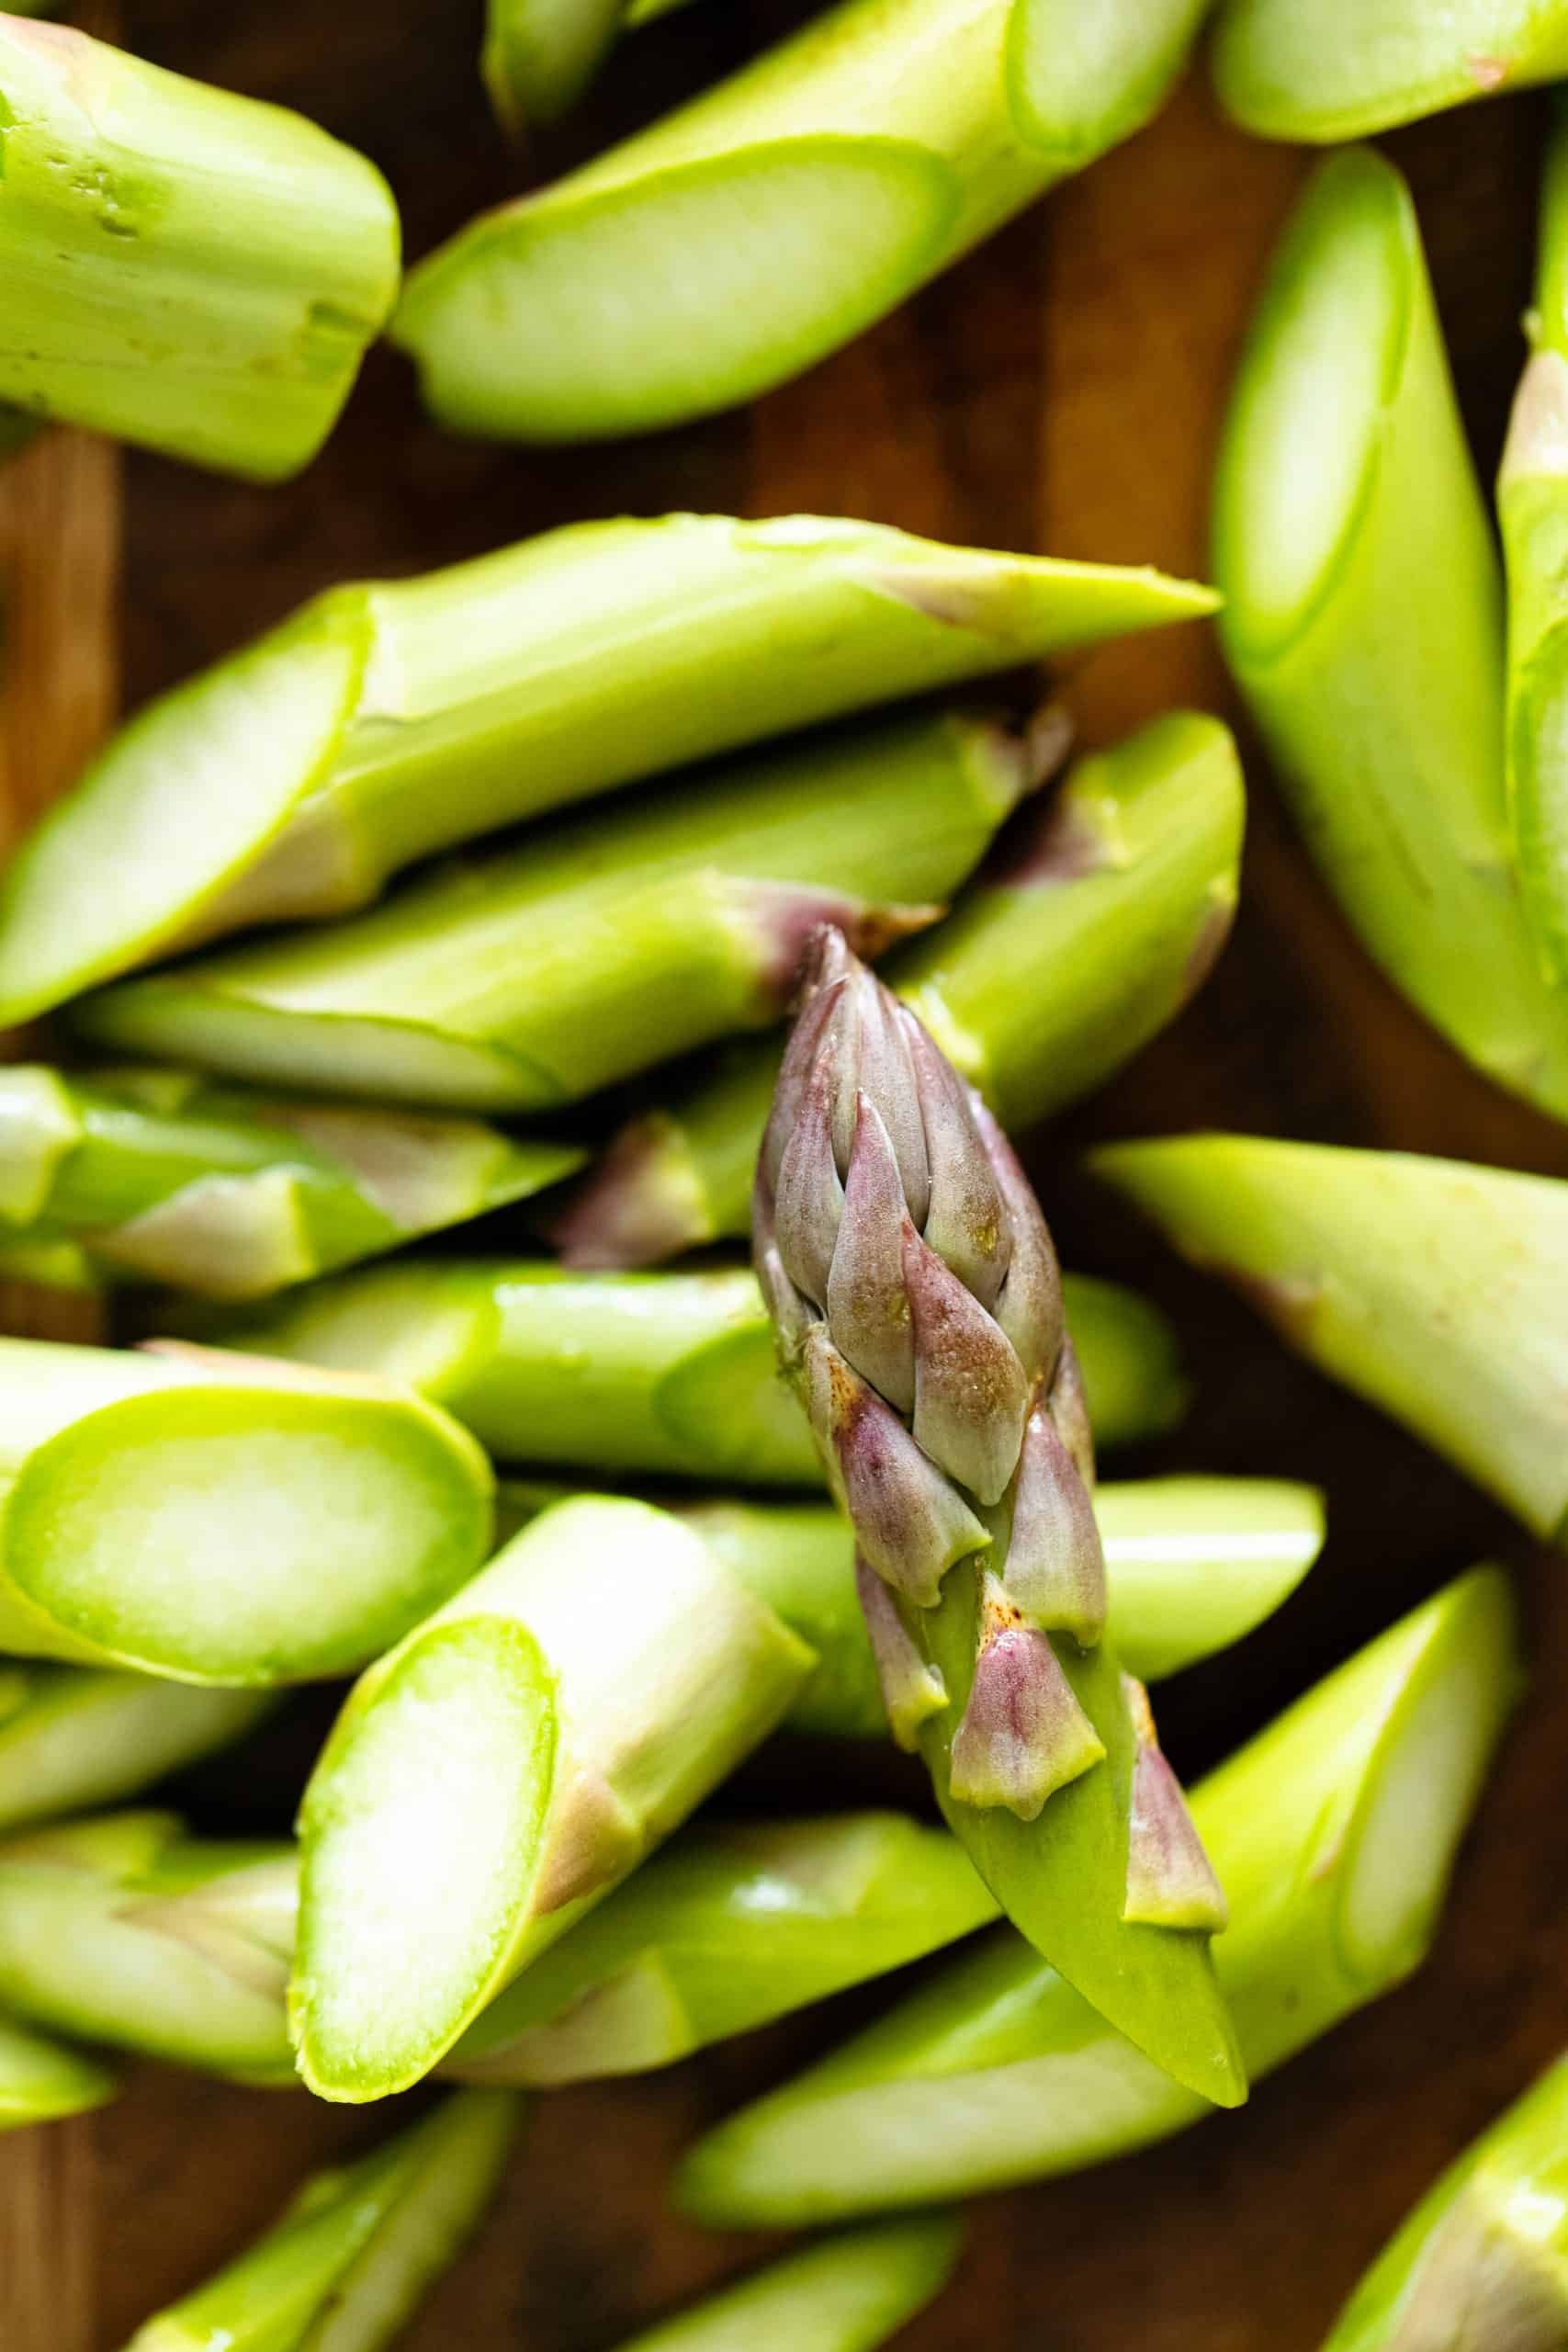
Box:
[0,2013,116,2129]
[3,1385,491,1685]
[1007,0,1209,164]
[1211,0,1568,141]
[395,139,959,443]
[615,2214,965,2351]
[1213,148,1411,663]
[0,611,365,1025]
[294,1620,558,2100]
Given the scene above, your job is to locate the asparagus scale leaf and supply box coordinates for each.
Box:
[0,1663,275,1833]
[606,2217,965,2352]
[554,712,1245,1267]
[679,1566,1520,2225]
[1212,0,1568,141]
[752,927,1243,2109]
[0,2012,116,2132]
[0,514,1213,1023]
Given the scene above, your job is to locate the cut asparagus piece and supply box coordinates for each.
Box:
[494,1476,1326,1736]
[753,928,1242,2110]
[0,1812,297,2081]
[122,2088,519,2352]
[393,0,1211,441]
[0,2014,115,2132]
[291,1496,814,2101]
[194,1261,1188,1487]
[1213,149,1568,1125]
[0,1665,275,1833]
[0,516,1212,1024]
[1502,109,1568,989]
[1093,1134,1568,1542]
[1212,0,1568,141]
[75,706,1046,1111]
[450,1812,1000,2080]
[554,711,1245,1266]
[0,17,398,479]
[605,2217,964,2352]
[679,1566,1519,2225]
[483,0,628,131]
[0,1337,491,1682]
[1322,2052,1568,2352]
[0,1064,581,1298]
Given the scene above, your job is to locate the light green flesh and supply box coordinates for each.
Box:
[0,2013,114,2129]
[1101,1478,1325,1681]
[4,1387,489,1684]
[294,1622,557,2099]
[1212,0,1568,140]
[1008,0,1209,161]
[615,2216,964,2351]
[0,1674,275,1831]
[396,141,958,442]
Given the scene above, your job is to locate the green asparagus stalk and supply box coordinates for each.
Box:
[679,1566,1519,2225]
[483,0,626,131]
[1501,109,1568,989]
[0,1065,581,1298]
[554,711,1245,1267]
[74,706,1054,1111]
[1092,1134,1568,1542]
[194,1261,1190,1487]
[1211,0,1568,141]
[1213,148,1568,1123]
[393,0,1211,442]
[450,1813,1000,2082]
[291,1495,814,2101]
[604,2218,964,2352]
[495,1476,1326,1736]
[0,2014,115,2131]
[0,17,398,480]
[1322,2052,1568,2352]
[752,928,1243,2109]
[0,516,1212,1025]
[0,1811,296,2080]
[0,1664,275,1832]
[0,1336,491,1682]
[123,2088,520,2352]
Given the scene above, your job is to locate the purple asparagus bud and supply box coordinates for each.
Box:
[949,1582,1104,1817]
[995,1401,1108,1643]
[1122,1675,1229,1931]
[855,1555,948,1750]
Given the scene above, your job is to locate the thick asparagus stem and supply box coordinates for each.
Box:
[291,1496,813,2101]
[0,515,1212,1024]
[554,712,1245,1267]
[678,1566,1519,2225]
[0,1665,274,1832]
[393,0,1210,441]
[122,2088,520,2352]
[449,1813,1000,2081]
[194,1261,1189,1487]
[74,707,1049,1111]
[1213,149,1568,1123]
[0,2015,115,2132]
[0,1337,491,1683]
[753,928,1243,2109]
[1212,0,1568,141]
[0,1065,581,1298]
[1322,2052,1568,2351]
[0,17,398,479]
[1092,1134,1568,1542]
[604,2218,964,2352]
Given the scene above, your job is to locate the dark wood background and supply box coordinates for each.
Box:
[1,6,1565,2345]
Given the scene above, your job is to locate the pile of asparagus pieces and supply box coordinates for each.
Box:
[1,0,1568,2345]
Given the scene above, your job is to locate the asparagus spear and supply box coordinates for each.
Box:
[1212,0,1568,141]
[679,1566,1519,2225]
[0,2014,115,2132]
[752,928,1243,2109]
[604,2218,964,2352]
[195,1261,1190,1487]
[1322,2053,1568,2351]
[0,1665,274,1832]
[0,1336,491,1682]
[0,17,398,480]
[495,1476,1326,1736]
[0,1065,581,1298]
[1092,1134,1568,1543]
[483,0,626,131]
[555,711,1245,1267]
[0,516,1212,1025]
[122,2088,519,2352]
[393,0,1211,442]
[74,706,1052,1111]
[1213,149,1568,1124]
[290,1496,814,2101]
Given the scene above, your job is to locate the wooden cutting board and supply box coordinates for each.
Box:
[2,8,1566,2345]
